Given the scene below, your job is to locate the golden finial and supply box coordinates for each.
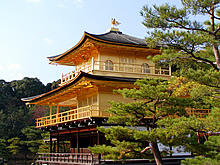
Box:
[111,18,121,27]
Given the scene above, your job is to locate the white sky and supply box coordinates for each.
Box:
[0,0,182,84]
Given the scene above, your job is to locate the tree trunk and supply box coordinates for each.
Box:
[213,45,220,70]
[151,142,163,165]
[210,3,220,70]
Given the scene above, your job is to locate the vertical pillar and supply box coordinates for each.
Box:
[50,133,52,153]
[56,104,59,123]
[97,131,101,164]
[169,65,171,76]
[90,132,92,146]
[53,139,56,153]
[63,141,65,153]
[56,134,59,153]
[70,136,72,151]
[97,131,100,145]
[91,56,94,71]
[61,73,64,85]
[77,132,79,153]
[50,105,52,124]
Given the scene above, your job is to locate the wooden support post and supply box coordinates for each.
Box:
[169,65,171,76]
[63,141,65,153]
[57,104,59,123]
[90,132,92,146]
[61,73,63,85]
[77,132,79,153]
[97,131,100,145]
[91,57,94,71]
[53,139,56,153]
[97,131,101,165]
[50,133,52,153]
[50,105,52,124]
[56,134,59,153]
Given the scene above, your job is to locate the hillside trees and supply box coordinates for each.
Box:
[0,77,60,160]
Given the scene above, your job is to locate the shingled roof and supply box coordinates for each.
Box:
[47,28,149,62]
[87,29,147,46]
[21,71,137,103]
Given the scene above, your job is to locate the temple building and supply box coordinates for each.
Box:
[22,25,208,164]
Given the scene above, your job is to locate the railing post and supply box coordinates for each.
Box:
[61,73,64,85]
[57,104,59,123]
[91,57,94,71]
[169,65,171,76]
[50,105,52,124]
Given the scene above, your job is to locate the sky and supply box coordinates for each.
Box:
[0,0,182,85]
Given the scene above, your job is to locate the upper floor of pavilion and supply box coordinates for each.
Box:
[48,27,171,86]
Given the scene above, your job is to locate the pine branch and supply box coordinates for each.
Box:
[140,146,152,153]
[144,99,154,105]
[165,43,219,71]
[200,5,220,21]
[214,26,220,35]
[166,18,212,35]
[191,1,220,20]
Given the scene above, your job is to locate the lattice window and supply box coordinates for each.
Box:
[142,63,150,73]
[105,60,113,70]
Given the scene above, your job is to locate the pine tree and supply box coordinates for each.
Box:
[90,78,208,165]
[141,0,220,71]
[140,2,220,163]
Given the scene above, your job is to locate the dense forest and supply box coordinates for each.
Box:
[0,77,60,162]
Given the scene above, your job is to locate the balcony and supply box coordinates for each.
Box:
[36,105,110,128]
[61,60,171,85]
[36,106,210,128]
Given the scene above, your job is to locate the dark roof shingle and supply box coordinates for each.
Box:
[88,30,147,46]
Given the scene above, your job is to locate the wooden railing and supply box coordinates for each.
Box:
[61,60,171,85]
[186,108,210,118]
[36,106,210,128]
[36,105,110,128]
[36,153,100,165]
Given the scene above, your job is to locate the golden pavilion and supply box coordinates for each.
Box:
[22,25,208,164]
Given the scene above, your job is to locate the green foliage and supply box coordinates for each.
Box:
[140,1,220,164]
[10,77,46,99]
[182,136,220,165]
[90,78,201,162]
[0,77,60,159]
[182,156,219,165]
[7,137,21,155]
[141,0,220,71]
[0,138,9,159]
[90,75,219,164]
[21,126,45,153]
[36,131,50,153]
[89,126,152,160]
